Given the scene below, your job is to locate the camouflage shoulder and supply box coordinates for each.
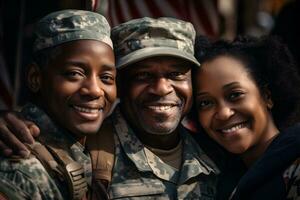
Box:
[0,155,63,200]
[0,178,29,200]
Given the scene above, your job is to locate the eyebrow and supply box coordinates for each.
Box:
[223,82,240,90]
[196,82,240,96]
[100,64,116,71]
[64,61,115,71]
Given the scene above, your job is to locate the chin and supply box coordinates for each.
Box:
[72,123,102,136]
[146,125,177,135]
[145,120,180,134]
[223,144,248,155]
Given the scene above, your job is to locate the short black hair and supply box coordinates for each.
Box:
[194,35,300,129]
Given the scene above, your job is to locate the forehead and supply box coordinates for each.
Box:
[197,56,253,87]
[46,40,114,63]
[41,40,115,73]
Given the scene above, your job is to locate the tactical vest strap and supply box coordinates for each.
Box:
[86,119,115,182]
[26,143,60,178]
[47,146,88,200]
[26,143,87,200]
[86,119,115,200]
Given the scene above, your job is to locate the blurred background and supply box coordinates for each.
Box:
[0,0,299,109]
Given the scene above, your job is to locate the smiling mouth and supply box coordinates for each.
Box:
[147,105,176,111]
[73,105,102,113]
[71,105,104,121]
[217,121,249,134]
[144,102,181,112]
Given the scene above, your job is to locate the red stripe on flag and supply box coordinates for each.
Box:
[193,1,216,36]
[144,0,163,17]
[115,0,126,24]
[93,0,99,11]
[168,1,186,20]
[126,0,142,19]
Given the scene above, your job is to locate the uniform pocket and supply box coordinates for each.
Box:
[109,179,166,199]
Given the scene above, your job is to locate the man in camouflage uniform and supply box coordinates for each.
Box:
[104,17,219,199]
[0,10,116,199]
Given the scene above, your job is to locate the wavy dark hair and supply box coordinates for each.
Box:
[193,35,300,129]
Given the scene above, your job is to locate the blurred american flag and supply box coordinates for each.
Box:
[0,0,220,109]
[95,0,220,38]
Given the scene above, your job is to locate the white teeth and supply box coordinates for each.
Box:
[73,106,100,113]
[147,105,173,111]
[221,123,245,133]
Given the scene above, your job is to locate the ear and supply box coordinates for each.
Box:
[27,63,42,93]
[263,88,273,109]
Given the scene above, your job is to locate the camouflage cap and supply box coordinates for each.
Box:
[33,9,113,52]
[112,17,200,69]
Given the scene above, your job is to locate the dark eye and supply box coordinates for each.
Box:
[197,99,214,110]
[100,73,115,85]
[168,72,186,80]
[228,91,244,101]
[64,71,84,80]
[133,72,152,81]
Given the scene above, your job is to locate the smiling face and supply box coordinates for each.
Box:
[29,40,116,138]
[195,55,278,155]
[119,56,193,136]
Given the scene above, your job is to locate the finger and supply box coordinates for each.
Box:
[24,121,40,137]
[4,113,35,144]
[0,124,30,157]
[0,140,13,157]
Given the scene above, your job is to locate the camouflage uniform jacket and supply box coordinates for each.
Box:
[109,107,219,199]
[0,103,92,200]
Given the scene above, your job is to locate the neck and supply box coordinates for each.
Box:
[133,127,181,150]
[241,124,279,167]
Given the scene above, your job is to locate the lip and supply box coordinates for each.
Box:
[142,102,181,113]
[215,121,249,135]
[71,104,104,121]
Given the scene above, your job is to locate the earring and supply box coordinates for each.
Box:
[267,101,273,109]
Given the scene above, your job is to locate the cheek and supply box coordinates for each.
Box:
[126,84,146,100]
[44,80,80,105]
[53,83,78,98]
[176,81,192,98]
[174,81,193,110]
[197,111,211,128]
[240,97,267,119]
[104,85,117,103]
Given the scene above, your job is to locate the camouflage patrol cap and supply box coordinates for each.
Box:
[33,9,113,52]
[112,17,200,69]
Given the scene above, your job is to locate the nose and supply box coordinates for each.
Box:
[214,103,234,121]
[148,77,173,96]
[80,76,104,99]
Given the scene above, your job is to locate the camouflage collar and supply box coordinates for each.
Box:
[112,106,219,184]
[178,128,220,184]
[21,103,83,149]
[21,103,92,185]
